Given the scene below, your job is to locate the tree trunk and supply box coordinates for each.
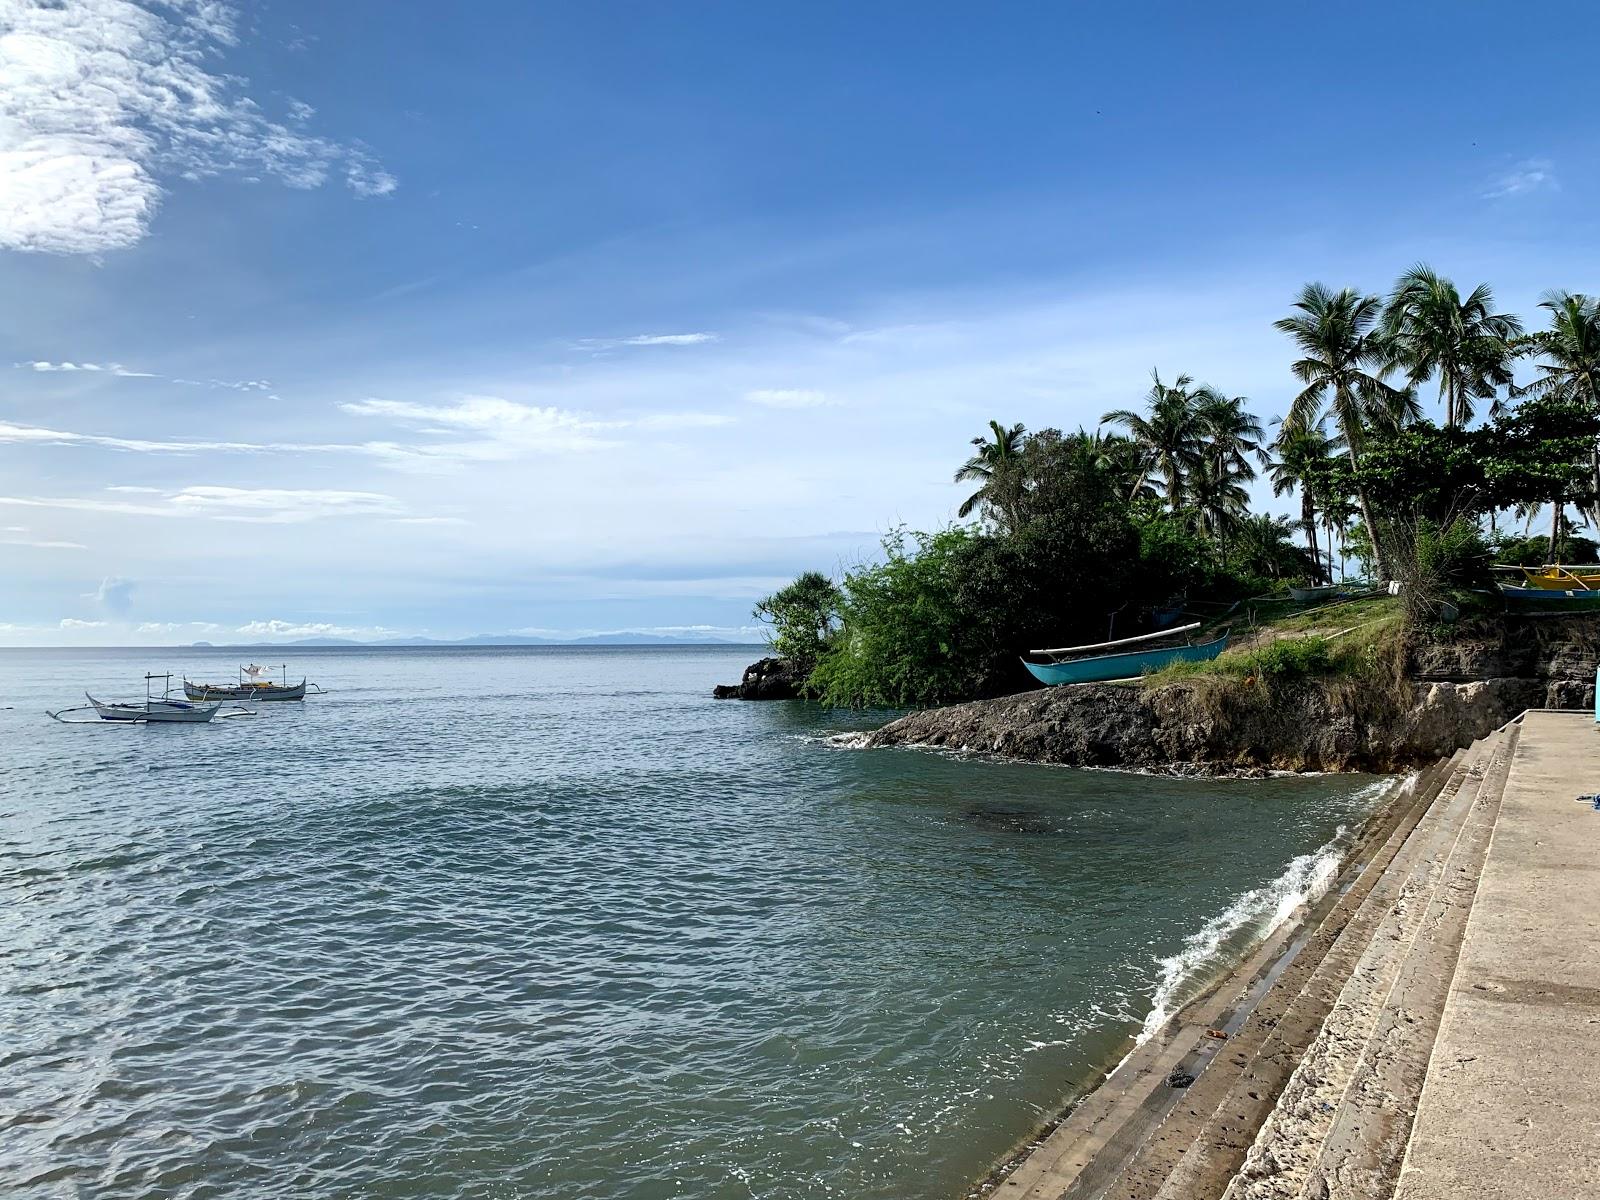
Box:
[1302,492,1321,583]
[1548,498,1563,563]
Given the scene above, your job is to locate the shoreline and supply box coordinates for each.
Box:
[965,767,1422,1198]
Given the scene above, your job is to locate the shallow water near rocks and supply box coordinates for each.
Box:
[1,645,1385,1199]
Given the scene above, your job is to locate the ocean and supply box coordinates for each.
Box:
[0,645,1386,1199]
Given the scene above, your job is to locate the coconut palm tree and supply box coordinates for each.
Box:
[1382,264,1523,427]
[1101,370,1206,512]
[1188,452,1253,558]
[1275,283,1416,577]
[1067,430,1160,503]
[1268,421,1341,583]
[954,420,1027,528]
[1195,388,1268,480]
[1511,291,1600,544]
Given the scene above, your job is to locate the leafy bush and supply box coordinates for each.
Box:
[1246,637,1334,679]
[752,570,841,674]
[1493,533,1600,566]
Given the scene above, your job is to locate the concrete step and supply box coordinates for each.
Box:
[1215,726,1516,1200]
[994,761,1452,1200]
[1297,726,1516,1200]
[1071,751,1479,1200]
[1121,740,1497,1200]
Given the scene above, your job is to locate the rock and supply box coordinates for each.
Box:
[712,656,807,701]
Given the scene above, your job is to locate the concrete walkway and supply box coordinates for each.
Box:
[1396,711,1600,1200]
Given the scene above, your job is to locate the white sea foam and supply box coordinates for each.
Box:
[1135,825,1352,1044]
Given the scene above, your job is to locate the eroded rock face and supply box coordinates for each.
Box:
[860,617,1600,773]
[712,657,807,701]
[862,676,1563,775]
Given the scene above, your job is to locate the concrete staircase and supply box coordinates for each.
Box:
[989,720,1526,1200]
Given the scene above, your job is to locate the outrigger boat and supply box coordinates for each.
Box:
[1497,582,1600,612]
[183,663,320,702]
[1021,622,1230,686]
[50,674,253,724]
[1515,564,1600,590]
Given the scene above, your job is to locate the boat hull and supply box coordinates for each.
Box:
[184,680,306,701]
[1288,584,1341,603]
[88,696,222,723]
[1022,633,1230,685]
[1518,568,1600,590]
[1499,584,1600,611]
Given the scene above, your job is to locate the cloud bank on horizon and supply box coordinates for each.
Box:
[0,1,1596,645]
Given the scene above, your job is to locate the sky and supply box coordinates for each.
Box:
[2,1,1599,645]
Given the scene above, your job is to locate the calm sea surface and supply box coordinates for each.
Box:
[0,646,1387,1200]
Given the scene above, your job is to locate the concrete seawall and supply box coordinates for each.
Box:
[977,711,1600,1200]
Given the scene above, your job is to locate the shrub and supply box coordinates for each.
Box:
[752,571,841,674]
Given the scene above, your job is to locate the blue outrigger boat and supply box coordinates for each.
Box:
[1497,583,1600,612]
[1022,622,1230,686]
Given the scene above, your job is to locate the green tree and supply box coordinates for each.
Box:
[1381,264,1522,427]
[1275,283,1416,578]
[752,570,842,675]
[954,420,1027,528]
[1101,370,1206,512]
[1516,290,1600,531]
[1268,421,1342,583]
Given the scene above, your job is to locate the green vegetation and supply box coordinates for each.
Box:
[754,267,1600,708]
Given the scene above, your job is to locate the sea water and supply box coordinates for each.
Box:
[0,645,1385,1199]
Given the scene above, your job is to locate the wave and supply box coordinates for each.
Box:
[1136,823,1353,1044]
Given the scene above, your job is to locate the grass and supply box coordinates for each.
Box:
[1144,593,1409,692]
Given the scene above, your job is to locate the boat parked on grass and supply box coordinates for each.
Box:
[49,675,255,724]
[1288,583,1341,603]
[183,663,321,702]
[1516,565,1600,590]
[1022,622,1230,686]
[1497,583,1600,612]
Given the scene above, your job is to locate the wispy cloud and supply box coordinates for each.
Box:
[574,332,721,351]
[0,0,394,255]
[235,618,402,640]
[15,361,275,394]
[21,360,156,377]
[1483,157,1557,199]
[746,388,833,409]
[340,396,619,454]
[0,485,407,524]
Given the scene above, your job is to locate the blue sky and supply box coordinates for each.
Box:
[3,1,1598,644]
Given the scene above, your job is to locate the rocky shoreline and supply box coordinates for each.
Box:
[865,622,1597,773]
[731,618,1599,774]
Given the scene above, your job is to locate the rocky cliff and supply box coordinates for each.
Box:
[861,618,1599,774]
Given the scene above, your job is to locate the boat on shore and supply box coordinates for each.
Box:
[1515,564,1600,590]
[1288,583,1341,603]
[1497,582,1600,612]
[183,663,318,701]
[1022,622,1230,685]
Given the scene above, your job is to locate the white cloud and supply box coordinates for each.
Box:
[574,332,721,351]
[746,388,833,409]
[22,360,155,376]
[59,618,106,629]
[0,485,408,524]
[234,618,398,640]
[623,332,718,346]
[340,395,618,454]
[89,575,134,613]
[1484,157,1557,199]
[0,0,395,255]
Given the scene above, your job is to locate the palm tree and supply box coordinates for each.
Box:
[1196,388,1268,480]
[1189,452,1252,557]
[1068,430,1160,503]
[1101,371,1206,512]
[954,420,1027,527]
[1519,291,1600,404]
[1382,264,1523,427]
[1517,291,1600,535]
[1268,421,1341,583]
[1275,283,1416,577]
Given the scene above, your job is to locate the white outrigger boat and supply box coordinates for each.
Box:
[49,674,255,725]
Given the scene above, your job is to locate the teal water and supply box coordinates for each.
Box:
[0,646,1387,1200]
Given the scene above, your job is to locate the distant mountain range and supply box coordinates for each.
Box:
[188,632,757,648]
